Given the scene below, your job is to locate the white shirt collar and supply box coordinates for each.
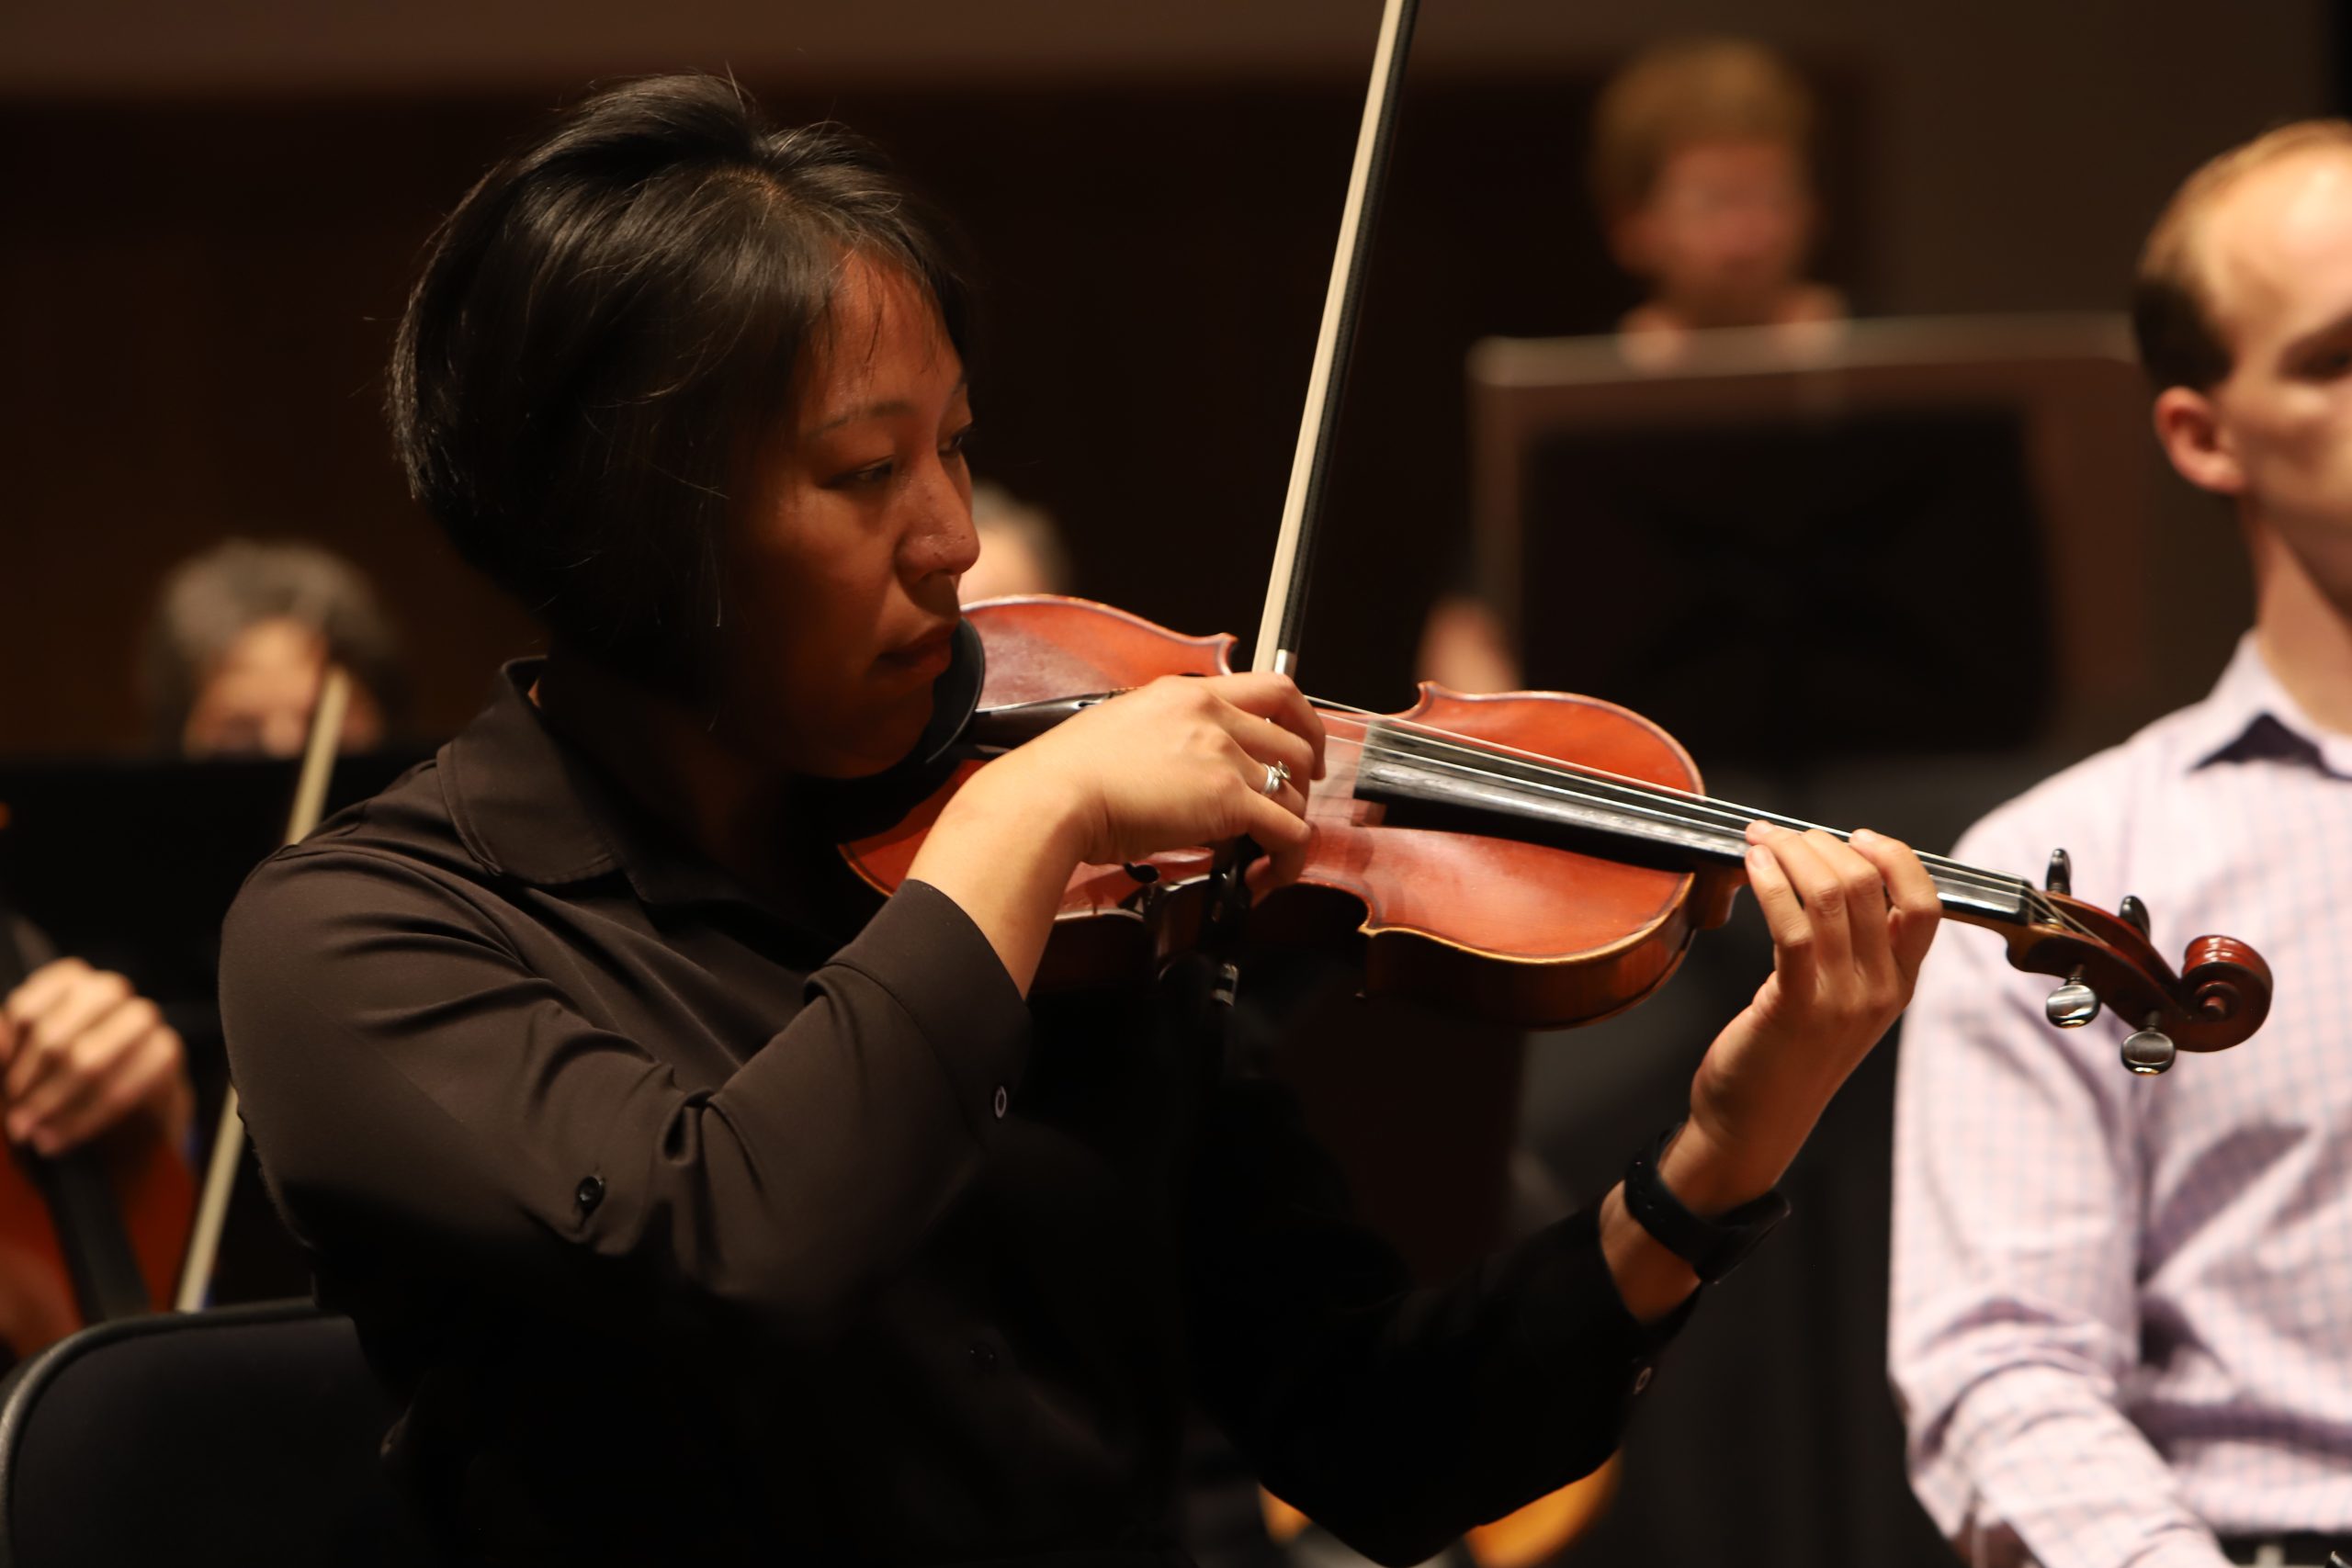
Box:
[2184,633,2352,775]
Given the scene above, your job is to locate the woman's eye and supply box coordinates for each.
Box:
[2303,345,2352,379]
[830,460,893,489]
[942,424,975,459]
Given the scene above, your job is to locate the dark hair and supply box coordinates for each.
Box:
[389,73,974,695]
[142,537,409,750]
[2132,118,2352,392]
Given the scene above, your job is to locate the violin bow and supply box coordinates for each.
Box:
[1170,0,1422,942]
[1252,0,1420,681]
[172,664,350,1312]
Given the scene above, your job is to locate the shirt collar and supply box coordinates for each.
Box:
[442,660,622,887]
[442,660,803,917]
[2184,634,2352,775]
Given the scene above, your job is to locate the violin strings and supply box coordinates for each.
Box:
[1319,717,2045,909]
[1327,725,2088,939]
[1306,698,2035,897]
[1328,717,2032,903]
[1332,719,2084,933]
[1300,701,2091,940]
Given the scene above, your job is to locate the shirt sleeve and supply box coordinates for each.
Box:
[1170,956,1683,1567]
[219,848,1031,1347]
[1889,811,2231,1568]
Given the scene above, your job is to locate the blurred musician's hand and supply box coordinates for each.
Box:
[0,958,193,1156]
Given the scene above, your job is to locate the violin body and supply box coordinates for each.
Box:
[846,595,1744,1028]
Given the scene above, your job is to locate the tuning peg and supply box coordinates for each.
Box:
[2120,895,2150,938]
[2121,1020,2177,1076]
[2045,849,2073,896]
[2045,973,2101,1028]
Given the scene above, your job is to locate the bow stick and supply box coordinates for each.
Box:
[1252,0,1421,679]
[172,665,350,1312]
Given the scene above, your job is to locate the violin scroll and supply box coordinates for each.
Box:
[2180,933,2275,1036]
[1995,886,2272,1066]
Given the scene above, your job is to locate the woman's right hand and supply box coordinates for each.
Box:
[904,672,1326,994]
[991,672,1326,876]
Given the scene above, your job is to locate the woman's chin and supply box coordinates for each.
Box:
[797,691,934,781]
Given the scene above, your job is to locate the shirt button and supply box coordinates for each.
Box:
[991,1086,1009,1120]
[1632,1365,1654,1394]
[575,1175,605,1214]
[968,1340,999,1372]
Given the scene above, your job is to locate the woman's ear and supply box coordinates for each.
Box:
[2153,385,2245,497]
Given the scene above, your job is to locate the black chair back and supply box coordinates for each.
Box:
[0,1301,438,1567]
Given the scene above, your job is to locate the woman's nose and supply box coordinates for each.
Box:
[910,475,981,580]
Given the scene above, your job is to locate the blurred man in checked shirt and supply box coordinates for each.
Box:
[1891,122,2352,1568]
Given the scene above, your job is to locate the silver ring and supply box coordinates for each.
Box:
[1260,760,1291,797]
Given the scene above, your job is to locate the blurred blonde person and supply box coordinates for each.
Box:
[1596,37,1842,358]
[1419,38,1841,694]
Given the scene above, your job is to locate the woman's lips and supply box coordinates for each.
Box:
[878,626,956,680]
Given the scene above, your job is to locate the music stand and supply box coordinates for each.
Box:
[1466,314,2190,761]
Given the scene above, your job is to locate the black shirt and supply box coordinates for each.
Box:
[220,662,1683,1567]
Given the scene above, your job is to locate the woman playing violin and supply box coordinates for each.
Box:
[220,73,1941,1567]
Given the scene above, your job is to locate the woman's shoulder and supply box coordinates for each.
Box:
[229,751,504,941]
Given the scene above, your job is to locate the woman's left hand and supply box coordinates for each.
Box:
[1669,823,1942,1211]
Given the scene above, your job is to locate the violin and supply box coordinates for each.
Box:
[844,595,2269,1072]
[841,0,2269,1076]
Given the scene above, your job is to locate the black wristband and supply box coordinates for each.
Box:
[1621,1125,1790,1284]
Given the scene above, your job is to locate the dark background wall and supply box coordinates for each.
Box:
[2,69,1860,754]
